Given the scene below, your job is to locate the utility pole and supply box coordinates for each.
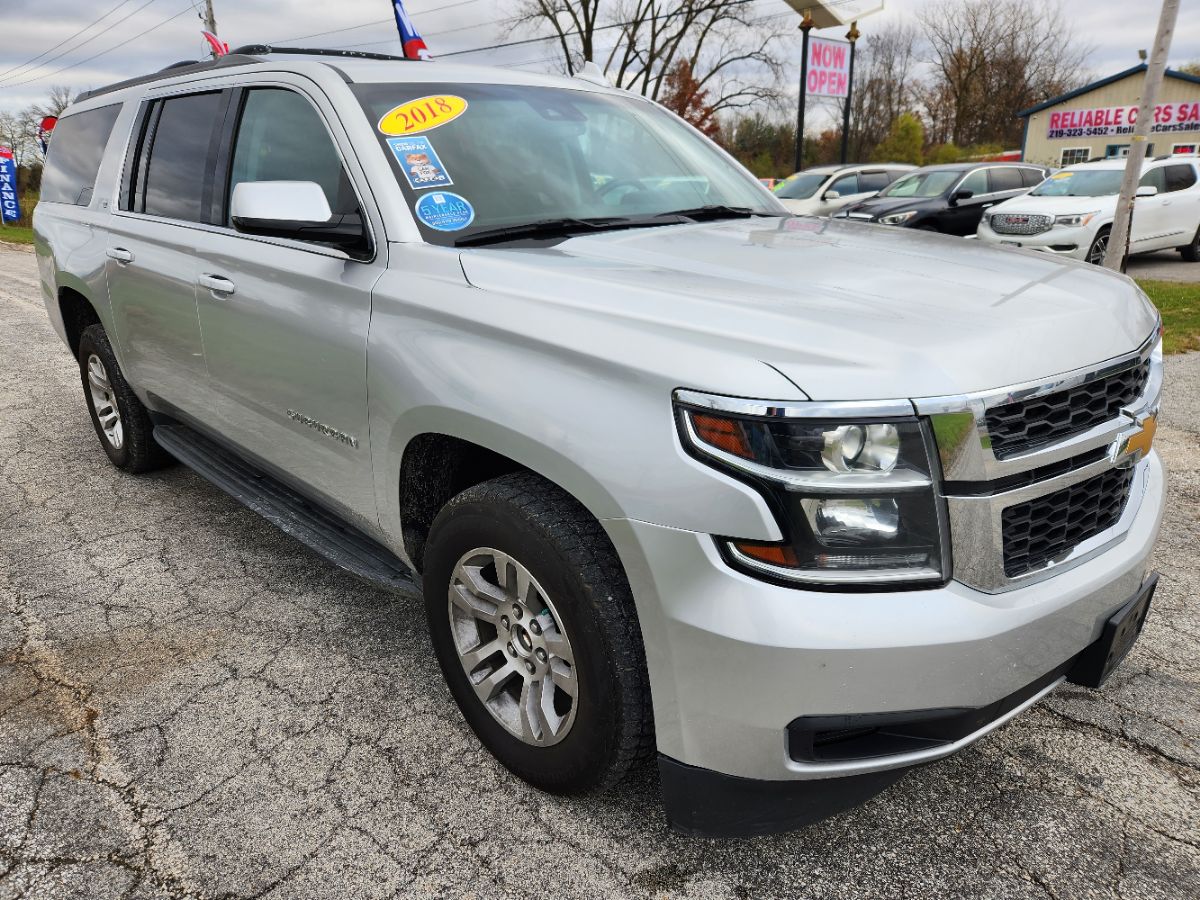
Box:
[203,0,219,56]
[1103,0,1180,271]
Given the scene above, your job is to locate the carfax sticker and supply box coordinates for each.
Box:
[378,95,468,136]
[387,136,453,190]
[414,192,475,232]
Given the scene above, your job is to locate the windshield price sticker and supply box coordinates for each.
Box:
[387,136,453,190]
[415,192,475,232]
[378,95,468,136]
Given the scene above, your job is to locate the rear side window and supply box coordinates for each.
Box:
[133,91,224,222]
[40,104,122,206]
[1164,165,1197,193]
[858,171,890,193]
[1020,168,1046,188]
[989,168,1023,193]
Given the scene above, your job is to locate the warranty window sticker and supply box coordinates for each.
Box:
[387,136,453,190]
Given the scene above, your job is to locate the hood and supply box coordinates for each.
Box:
[839,195,938,219]
[988,193,1119,217]
[458,216,1158,402]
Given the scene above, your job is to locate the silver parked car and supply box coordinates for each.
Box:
[34,47,1165,837]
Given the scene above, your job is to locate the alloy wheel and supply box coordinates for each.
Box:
[448,547,578,747]
[1087,232,1109,265]
[86,354,124,449]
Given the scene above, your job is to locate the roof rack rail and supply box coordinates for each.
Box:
[76,53,263,102]
[230,45,413,62]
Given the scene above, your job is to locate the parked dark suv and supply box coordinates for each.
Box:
[834,162,1051,235]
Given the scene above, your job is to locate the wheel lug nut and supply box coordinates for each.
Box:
[501,616,510,630]
[524,661,536,675]
[512,605,523,620]
[507,643,516,657]
[535,648,547,662]
[529,620,542,635]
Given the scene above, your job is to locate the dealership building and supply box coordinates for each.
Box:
[1018,63,1200,167]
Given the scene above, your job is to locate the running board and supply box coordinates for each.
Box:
[152,419,418,594]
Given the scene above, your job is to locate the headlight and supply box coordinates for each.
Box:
[675,394,949,588]
[1053,212,1098,227]
[879,210,918,226]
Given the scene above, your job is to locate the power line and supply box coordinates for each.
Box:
[0,0,135,83]
[0,0,164,86]
[0,3,195,91]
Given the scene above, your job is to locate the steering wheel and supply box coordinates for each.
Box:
[596,178,651,200]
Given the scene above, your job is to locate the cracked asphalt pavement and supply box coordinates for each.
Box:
[0,244,1197,899]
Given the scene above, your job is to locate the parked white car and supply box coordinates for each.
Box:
[977,156,1200,264]
[774,163,915,216]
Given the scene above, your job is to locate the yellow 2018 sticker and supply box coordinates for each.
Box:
[378,95,468,136]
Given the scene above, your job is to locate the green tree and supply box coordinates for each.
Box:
[872,113,925,165]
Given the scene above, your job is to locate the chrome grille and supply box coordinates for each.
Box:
[1001,467,1135,577]
[989,213,1052,236]
[985,362,1151,459]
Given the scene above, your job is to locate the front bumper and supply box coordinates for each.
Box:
[977,220,1095,259]
[603,450,1163,820]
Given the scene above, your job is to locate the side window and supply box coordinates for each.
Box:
[858,171,890,193]
[958,169,988,196]
[40,104,122,206]
[1020,168,1046,188]
[137,92,224,222]
[228,88,355,220]
[1139,167,1167,193]
[1164,165,1197,193]
[988,167,1023,193]
[828,173,858,195]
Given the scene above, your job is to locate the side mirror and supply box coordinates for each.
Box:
[950,189,974,205]
[231,181,368,253]
[823,190,841,201]
[1135,185,1159,198]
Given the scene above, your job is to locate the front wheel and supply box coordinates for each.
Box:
[423,472,653,794]
[1086,228,1111,265]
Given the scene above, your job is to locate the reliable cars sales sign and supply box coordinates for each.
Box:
[1047,102,1200,139]
[806,37,851,98]
[0,147,20,223]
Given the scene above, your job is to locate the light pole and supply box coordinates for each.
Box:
[839,21,860,165]
[794,12,815,172]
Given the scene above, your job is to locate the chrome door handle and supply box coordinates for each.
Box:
[198,274,236,296]
[106,247,134,264]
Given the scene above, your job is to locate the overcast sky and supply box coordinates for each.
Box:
[0,0,1196,115]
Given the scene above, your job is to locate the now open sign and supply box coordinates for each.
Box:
[807,37,851,98]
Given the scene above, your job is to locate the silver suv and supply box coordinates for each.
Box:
[33,48,1165,838]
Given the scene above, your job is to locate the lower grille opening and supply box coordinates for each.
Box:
[1001,467,1135,578]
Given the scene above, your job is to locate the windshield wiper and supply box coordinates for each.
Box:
[455,216,658,247]
[655,205,784,221]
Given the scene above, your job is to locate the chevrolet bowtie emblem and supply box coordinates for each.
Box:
[1114,414,1157,466]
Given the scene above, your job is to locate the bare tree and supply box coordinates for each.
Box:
[0,110,35,169]
[848,22,921,161]
[509,1,788,114]
[918,0,1090,148]
[31,85,75,120]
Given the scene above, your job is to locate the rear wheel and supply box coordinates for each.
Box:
[423,472,653,793]
[77,325,172,473]
[1086,227,1111,265]
[1179,226,1200,262]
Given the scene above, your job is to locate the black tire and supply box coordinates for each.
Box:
[1179,226,1200,262]
[1086,227,1111,266]
[423,472,654,794]
[77,324,172,473]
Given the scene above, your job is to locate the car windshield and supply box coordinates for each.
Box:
[1031,170,1124,197]
[352,83,782,245]
[773,172,830,200]
[879,170,960,199]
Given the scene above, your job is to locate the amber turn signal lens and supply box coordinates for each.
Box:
[732,541,799,567]
[689,412,754,459]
